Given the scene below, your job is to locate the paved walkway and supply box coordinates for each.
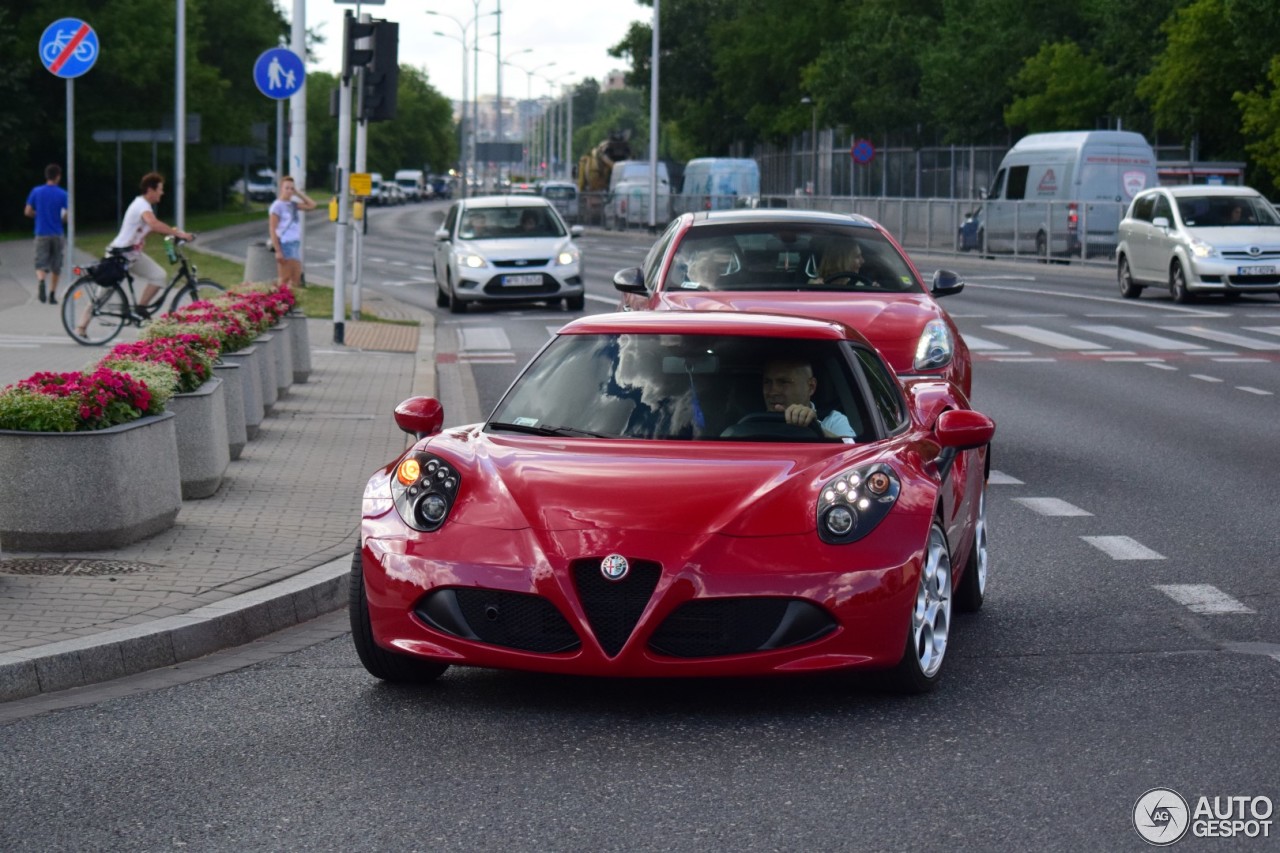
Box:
[0,234,434,702]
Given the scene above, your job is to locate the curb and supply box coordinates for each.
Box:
[0,556,349,702]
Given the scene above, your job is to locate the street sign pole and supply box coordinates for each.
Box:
[66,79,74,291]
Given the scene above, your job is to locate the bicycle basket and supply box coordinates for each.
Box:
[89,255,127,286]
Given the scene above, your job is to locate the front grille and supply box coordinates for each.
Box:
[416,588,580,653]
[572,559,661,657]
[1221,250,1280,261]
[493,258,551,268]
[649,598,836,658]
[1227,274,1280,285]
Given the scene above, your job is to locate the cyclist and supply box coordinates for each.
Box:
[84,172,194,331]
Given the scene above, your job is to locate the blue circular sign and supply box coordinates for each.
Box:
[254,48,306,100]
[851,139,875,165]
[39,18,99,79]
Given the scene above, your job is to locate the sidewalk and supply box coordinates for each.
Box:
[0,235,434,702]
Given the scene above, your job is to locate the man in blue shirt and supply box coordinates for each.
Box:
[24,164,69,304]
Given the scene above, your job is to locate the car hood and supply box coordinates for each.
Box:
[1182,225,1280,249]
[460,236,573,260]
[653,291,940,373]
[432,428,883,537]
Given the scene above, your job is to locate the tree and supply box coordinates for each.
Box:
[1005,41,1116,132]
[1236,57,1280,192]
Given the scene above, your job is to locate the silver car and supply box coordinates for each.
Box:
[433,196,585,313]
[1116,185,1280,302]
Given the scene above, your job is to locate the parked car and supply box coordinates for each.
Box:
[540,180,580,221]
[433,195,585,313]
[394,168,426,201]
[350,310,995,692]
[381,182,406,205]
[230,169,276,202]
[1116,185,1280,302]
[613,209,973,397]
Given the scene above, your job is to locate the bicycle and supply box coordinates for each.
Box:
[61,237,226,346]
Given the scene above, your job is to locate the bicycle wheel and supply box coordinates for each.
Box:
[169,278,226,312]
[62,277,129,346]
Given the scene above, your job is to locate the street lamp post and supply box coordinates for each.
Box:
[801,95,817,197]
[427,6,496,197]
[538,71,575,179]
[504,58,554,178]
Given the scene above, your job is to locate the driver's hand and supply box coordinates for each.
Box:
[778,403,816,428]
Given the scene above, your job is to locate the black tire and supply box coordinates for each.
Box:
[1170,261,1194,304]
[954,488,988,613]
[1117,256,1143,299]
[348,548,449,683]
[890,522,953,693]
[62,277,128,346]
[436,284,449,308]
[565,293,585,312]
[169,278,226,312]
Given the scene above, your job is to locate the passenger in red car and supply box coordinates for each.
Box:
[761,358,854,438]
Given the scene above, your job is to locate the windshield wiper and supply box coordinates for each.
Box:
[488,421,612,438]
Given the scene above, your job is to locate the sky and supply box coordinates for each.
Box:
[299,0,650,103]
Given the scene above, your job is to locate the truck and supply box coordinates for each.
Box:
[394,169,427,201]
[577,132,632,221]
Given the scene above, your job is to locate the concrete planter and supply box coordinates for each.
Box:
[219,345,263,440]
[288,311,311,383]
[252,332,279,412]
[0,413,181,551]
[169,377,230,500]
[212,361,247,460]
[271,318,295,398]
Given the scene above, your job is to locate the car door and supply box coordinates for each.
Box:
[435,203,459,281]
[1124,193,1157,281]
[1148,192,1177,280]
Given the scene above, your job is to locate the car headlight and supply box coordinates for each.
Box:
[557,247,580,266]
[816,462,900,544]
[456,252,486,269]
[390,452,460,532]
[1188,238,1217,259]
[914,319,953,371]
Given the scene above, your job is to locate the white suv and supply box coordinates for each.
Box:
[433,196,585,313]
[1116,186,1280,302]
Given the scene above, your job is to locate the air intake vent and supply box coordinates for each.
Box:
[571,559,661,657]
[417,588,579,653]
[649,598,835,658]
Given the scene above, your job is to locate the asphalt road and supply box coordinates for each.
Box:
[4,203,1278,851]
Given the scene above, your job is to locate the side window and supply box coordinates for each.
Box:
[1152,195,1173,223]
[643,223,680,290]
[1005,165,1029,201]
[1131,194,1155,223]
[987,170,1006,200]
[854,348,908,433]
[444,204,459,235]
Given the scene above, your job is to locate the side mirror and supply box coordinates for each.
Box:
[394,397,444,439]
[934,409,995,451]
[434,227,450,241]
[570,224,585,238]
[613,267,647,294]
[1152,216,1170,229]
[930,269,965,298]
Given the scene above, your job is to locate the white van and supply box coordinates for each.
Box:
[394,169,426,201]
[605,161,671,229]
[979,131,1158,259]
[608,160,670,193]
[675,158,760,215]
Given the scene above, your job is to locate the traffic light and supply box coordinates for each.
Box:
[360,21,399,122]
[342,11,375,79]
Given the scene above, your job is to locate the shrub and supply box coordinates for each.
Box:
[8,369,153,431]
[0,388,79,433]
[94,358,177,413]
[102,334,218,393]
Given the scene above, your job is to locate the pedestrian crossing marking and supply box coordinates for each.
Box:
[987,470,1023,485]
[983,325,1110,350]
[1075,325,1208,350]
[1159,326,1280,350]
[958,334,1008,351]
[1081,535,1165,560]
[458,327,511,351]
[1013,497,1092,517]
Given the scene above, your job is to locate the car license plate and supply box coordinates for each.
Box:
[1236,265,1276,276]
[502,274,543,286]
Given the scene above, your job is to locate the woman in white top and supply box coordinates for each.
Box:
[268,176,316,288]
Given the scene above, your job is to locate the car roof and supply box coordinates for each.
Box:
[684,209,880,230]
[462,195,552,209]
[556,309,870,345]
[1145,185,1264,198]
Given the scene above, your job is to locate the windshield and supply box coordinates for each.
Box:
[488,333,872,442]
[1176,195,1280,227]
[460,205,566,240]
[543,186,575,200]
[663,223,922,294]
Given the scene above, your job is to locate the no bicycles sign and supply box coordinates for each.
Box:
[39,18,99,79]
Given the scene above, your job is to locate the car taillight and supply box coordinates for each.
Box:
[1067,202,1079,231]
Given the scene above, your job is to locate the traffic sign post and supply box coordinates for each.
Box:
[851,139,876,165]
[39,17,100,302]
[254,48,305,100]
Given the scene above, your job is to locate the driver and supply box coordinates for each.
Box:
[809,240,865,285]
[680,239,739,289]
[761,358,855,438]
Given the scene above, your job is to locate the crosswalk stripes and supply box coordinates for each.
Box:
[1155,584,1254,614]
[983,325,1109,350]
[1158,325,1280,350]
[964,321,1280,366]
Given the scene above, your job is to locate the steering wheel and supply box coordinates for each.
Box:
[726,411,825,439]
[821,270,876,287]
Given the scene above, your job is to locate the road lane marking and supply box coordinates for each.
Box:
[984,325,1110,349]
[1082,535,1165,560]
[987,470,1023,485]
[1246,325,1280,338]
[958,334,1008,351]
[1075,324,1209,350]
[1236,386,1273,395]
[1013,497,1092,516]
[1214,357,1270,363]
[989,357,1057,362]
[1190,374,1223,383]
[1159,325,1280,350]
[458,327,511,351]
[1155,584,1254,614]
[1146,362,1178,370]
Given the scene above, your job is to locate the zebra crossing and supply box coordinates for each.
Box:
[965,322,1280,358]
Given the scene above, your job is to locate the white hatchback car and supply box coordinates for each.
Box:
[1116,185,1280,302]
[433,196,585,313]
